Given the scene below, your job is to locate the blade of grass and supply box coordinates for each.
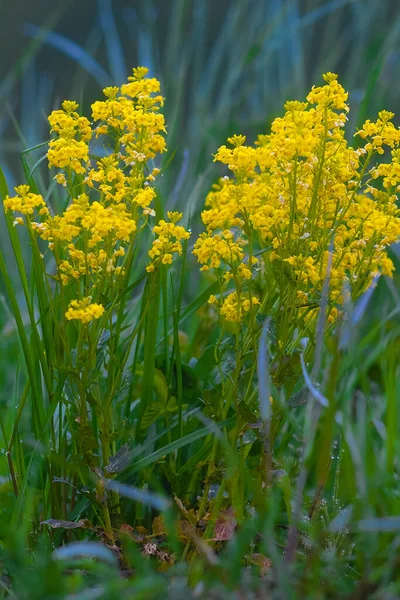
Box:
[122,415,235,479]
[139,271,161,424]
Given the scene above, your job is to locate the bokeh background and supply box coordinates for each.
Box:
[1,0,400,195]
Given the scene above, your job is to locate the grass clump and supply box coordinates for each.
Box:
[0,67,399,599]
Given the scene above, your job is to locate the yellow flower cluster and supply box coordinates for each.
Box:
[3,185,49,218]
[31,192,134,285]
[195,73,400,333]
[48,100,92,175]
[356,110,400,154]
[209,292,260,323]
[91,66,166,164]
[65,297,105,324]
[194,230,246,271]
[3,67,187,324]
[146,212,191,272]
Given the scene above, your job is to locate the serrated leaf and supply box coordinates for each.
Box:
[194,345,217,379]
[141,401,165,430]
[105,443,131,474]
[288,387,310,408]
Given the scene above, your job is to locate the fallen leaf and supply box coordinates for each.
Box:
[176,519,204,541]
[137,525,148,535]
[211,508,237,541]
[178,520,196,541]
[152,514,166,536]
[120,524,133,535]
[248,553,273,576]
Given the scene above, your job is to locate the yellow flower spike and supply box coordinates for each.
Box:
[61,100,79,113]
[103,86,119,99]
[3,186,47,216]
[132,66,149,80]
[194,72,400,332]
[48,99,92,178]
[227,134,246,147]
[307,71,349,112]
[166,211,183,223]
[378,110,395,122]
[322,72,338,83]
[65,298,105,324]
[161,254,173,265]
[193,232,246,271]
[54,173,67,187]
[219,292,260,323]
[147,213,190,272]
[237,263,252,280]
[91,68,166,165]
[134,188,156,208]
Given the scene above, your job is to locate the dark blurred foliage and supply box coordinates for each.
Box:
[1,0,398,90]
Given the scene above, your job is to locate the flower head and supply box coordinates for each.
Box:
[65,298,105,324]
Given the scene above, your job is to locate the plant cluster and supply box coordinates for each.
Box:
[1,68,400,598]
[194,74,400,377]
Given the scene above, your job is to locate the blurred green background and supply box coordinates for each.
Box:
[1,0,400,190]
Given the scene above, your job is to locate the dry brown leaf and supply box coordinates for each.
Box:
[152,514,166,536]
[248,553,273,576]
[137,525,148,535]
[210,507,237,541]
[120,523,134,535]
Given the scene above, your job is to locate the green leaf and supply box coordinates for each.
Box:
[139,271,161,424]
[193,345,217,380]
[122,416,235,479]
[154,368,169,405]
[141,401,165,430]
[0,167,53,400]
[21,153,40,194]
[157,281,221,349]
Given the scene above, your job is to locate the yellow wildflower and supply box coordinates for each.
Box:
[220,292,260,323]
[195,72,400,338]
[147,212,191,272]
[65,298,105,324]
[47,100,92,176]
[3,185,47,216]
